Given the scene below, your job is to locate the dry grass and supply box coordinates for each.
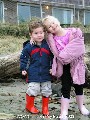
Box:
[0,35,90,56]
[0,36,27,56]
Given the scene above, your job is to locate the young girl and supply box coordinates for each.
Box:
[20,20,53,116]
[42,15,90,120]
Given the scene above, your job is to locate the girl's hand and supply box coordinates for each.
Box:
[22,70,27,76]
[30,38,36,45]
[49,69,52,75]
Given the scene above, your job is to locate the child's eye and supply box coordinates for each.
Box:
[48,26,51,29]
[35,32,38,34]
[40,32,43,34]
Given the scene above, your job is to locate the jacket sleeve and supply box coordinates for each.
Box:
[20,46,30,71]
[58,28,85,64]
[47,33,64,64]
[47,33,59,57]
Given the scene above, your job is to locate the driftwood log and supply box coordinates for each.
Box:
[0,52,20,79]
[0,51,90,83]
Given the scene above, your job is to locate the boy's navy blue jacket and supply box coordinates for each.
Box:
[20,39,53,83]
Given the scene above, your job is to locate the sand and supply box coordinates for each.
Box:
[0,78,90,120]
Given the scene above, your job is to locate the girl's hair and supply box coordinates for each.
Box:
[28,20,44,33]
[42,15,60,31]
[42,15,60,25]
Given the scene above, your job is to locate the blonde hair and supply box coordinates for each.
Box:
[42,15,60,26]
[42,15,60,32]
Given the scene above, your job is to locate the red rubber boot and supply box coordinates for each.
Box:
[42,96,49,116]
[26,94,39,114]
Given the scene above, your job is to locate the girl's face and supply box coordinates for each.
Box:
[30,27,44,44]
[44,19,61,34]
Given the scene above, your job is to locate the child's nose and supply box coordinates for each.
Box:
[38,34,42,37]
[52,25,55,29]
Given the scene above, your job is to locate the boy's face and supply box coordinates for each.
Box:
[30,27,44,43]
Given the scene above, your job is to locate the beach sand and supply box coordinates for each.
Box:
[0,78,90,120]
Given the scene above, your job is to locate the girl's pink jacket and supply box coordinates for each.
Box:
[47,28,85,85]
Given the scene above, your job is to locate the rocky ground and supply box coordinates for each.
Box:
[0,78,90,120]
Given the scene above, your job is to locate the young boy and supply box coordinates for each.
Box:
[20,20,53,116]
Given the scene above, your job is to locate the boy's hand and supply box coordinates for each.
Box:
[22,70,27,76]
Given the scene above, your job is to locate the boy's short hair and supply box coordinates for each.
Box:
[29,20,44,33]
